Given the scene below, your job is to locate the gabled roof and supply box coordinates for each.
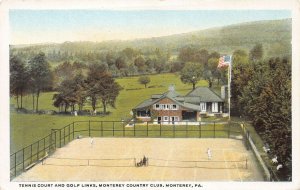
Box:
[133,87,224,111]
[185,87,223,102]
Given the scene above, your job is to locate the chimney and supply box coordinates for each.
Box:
[168,84,175,91]
[221,85,227,99]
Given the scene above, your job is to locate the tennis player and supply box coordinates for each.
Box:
[207,148,212,160]
[90,137,94,147]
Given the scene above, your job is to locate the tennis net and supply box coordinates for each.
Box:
[42,156,136,167]
[148,158,248,169]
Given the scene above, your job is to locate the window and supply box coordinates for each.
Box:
[172,104,178,110]
[163,116,169,121]
[166,104,170,110]
[200,102,206,112]
[212,102,218,113]
[155,104,160,110]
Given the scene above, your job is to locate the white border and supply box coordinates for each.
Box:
[1,0,299,189]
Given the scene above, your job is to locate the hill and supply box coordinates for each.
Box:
[11,18,291,58]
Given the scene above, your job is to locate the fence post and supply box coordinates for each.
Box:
[89,120,91,137]
[134,122,136,136]
[59,130,61,148]
[113,121,115,137]
[63,127,65,145]
[30,144,32,164]
[186,122,188,138]
[147,122,149,137]
[14,153,16,177]
[160,122,162,137]
[72,122,75,140]
[22,148,25,171]
[37,141,39,161]
[198,122,201,138]
[68,125,70,142]
[228,123,230,138]
[123,121,125,137]
[101,121,103,137]
[214,122,216,138]
[173,123,175,138]
[54,131,57,149]
[43,137,45,155]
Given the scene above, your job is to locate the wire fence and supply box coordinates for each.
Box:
[240,123,280,181]
[10,120,242,180]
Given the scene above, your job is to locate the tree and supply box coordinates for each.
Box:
[249,43,263,61]
[134,56,146,73]
[53,73,87,112]
[53,61,76,90]
[138,76,151,88]
[10,55,29,109]
[86,64,121,114]
[28,52,53,112]
[231,49,251,115]
[234,57,291,180]
[206,58,221,87]
[180,62,203,89]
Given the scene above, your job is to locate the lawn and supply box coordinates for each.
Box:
[11,73,211,152]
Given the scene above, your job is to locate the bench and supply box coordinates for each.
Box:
[25,163,36,170]
[39,152,48,163]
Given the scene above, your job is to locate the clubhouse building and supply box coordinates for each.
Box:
[132,86,226,124]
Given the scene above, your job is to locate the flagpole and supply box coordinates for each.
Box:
[228,56,232,121]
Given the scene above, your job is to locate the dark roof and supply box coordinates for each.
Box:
[134,87,224,110]
[185,87,223,102]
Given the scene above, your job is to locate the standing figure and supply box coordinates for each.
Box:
[207,148,212,160]
[90,137,94,147]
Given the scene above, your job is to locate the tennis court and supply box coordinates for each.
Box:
[14,138,264,181]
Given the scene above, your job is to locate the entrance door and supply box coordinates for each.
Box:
[157,117,161,124]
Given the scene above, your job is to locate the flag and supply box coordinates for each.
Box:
[218,55,231,68]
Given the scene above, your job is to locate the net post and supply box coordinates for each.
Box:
[113,122,115,136]
[147,121,149,137]
[89,120,91,137]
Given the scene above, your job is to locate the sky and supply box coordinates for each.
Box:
[9,10,291,45]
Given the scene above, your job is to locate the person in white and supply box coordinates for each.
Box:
[90,137,94,147]
[207,148,212,160]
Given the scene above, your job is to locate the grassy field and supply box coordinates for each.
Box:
[11,73,211,152]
